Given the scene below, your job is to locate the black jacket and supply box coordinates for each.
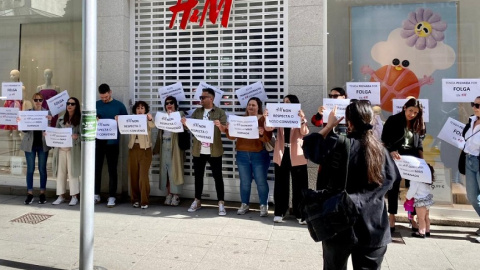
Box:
[381,112,423,155]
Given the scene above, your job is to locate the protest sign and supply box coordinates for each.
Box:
[158,82,186,105]
[185,118,214,143]
[442,79,480,102]
[46,90,70,116]
[235,82,267,107]
[322,98,350,124]
[45,127,73,147]
[193,81,224,107]
[18,111,48,131]
[0,107,19,125]
[228,115,259,139]
[155,111,184,133]
[1,82,22,100]
[96,119,118,140]
[437,117,466,150]
[117,115,148,135]
[346,82,380,104]
[392,99,429,122]
[265,103,301,128]
[394,155,432,184]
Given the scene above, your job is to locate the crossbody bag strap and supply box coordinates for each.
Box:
[326,135,351,191]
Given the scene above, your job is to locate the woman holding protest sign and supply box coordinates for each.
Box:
[226,97,272,216]
[153,96,186,206]
[263,94,309,223]
[51,97,82,206]
[381,98,426,232]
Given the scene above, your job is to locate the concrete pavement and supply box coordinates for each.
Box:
[1,194,480,270]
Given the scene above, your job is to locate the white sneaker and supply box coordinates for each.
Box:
[273,216,283,223]
[297,218,307,225]
[107,197,116,208]
[218,202,227,216]
[171,195,180,206]
[69,196,78,206]
[133,202,140,208]
[52,196,65,205]
[188,199,201,212]
[237,203,249,215]
[164,194,173,205]
[476,236,480,243]
[141,205,148,209]
[94,194,101,204]
[260,204,268,217]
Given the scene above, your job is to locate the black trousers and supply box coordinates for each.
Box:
[274,148,308,218]
[193,154,225,201]
[387,148,418,215]
[95,140,120,197]
[322,239,387,270]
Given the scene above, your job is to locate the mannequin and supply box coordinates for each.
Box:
[37,68,59,127]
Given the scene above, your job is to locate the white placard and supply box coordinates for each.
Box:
[322,98,351,124]
[1,82,22,100]
[437,117,465,150]
[155,111,184,133]
[117,115,148,135]
[228,115,259,139]
[185,118,214,143]
[346,82,380,104]
[235,82,267,107]
[392,99,429,122]
[193,81,224,107]
[45,127,73,147]
[393,155,432,184]
[265,103,302,128]
[96,119,118,140]
[442,79,480,102]
[46,90,70,116]
[0,107,19,125]
[158,82,186,105]
[18,111,48,131]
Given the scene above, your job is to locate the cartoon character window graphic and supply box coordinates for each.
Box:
[360,8,455,112]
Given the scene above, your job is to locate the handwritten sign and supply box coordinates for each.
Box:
[155,111,184,133]
[265,103,301,128]
[0,107,19,125]
[1,82,22,100]
[322,98,351,124]
[437,117,466,150]
[158,82,186,105]
[45,127,73,147]
[96,119,118,140]
[185,118,214,143]
[228,115,259,139]
[394,155,432,184]
[193,81,224,107]
[442,79,480,102]
[235,82,267,108]
[169,0,233,29]
[18,111,48,131]
[346,82,380,104]
[46,90,70,116]
[392,99,429,122]
[117,115,148,135]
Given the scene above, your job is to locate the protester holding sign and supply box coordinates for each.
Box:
[19,93,52,205]
[153,96,186,207]
[226,97,272,216]
[311,87,348,135]
[127,101,155,209]
[51,97,82,206]
[263,94,309,224]
[381,98,426,233]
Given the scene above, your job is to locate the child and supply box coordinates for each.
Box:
[406,164,435,238]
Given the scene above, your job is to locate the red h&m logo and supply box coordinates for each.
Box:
[169,0,233,29]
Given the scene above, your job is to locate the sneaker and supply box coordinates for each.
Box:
[69,196,78,206]
[237,203,249,215]
[164,194,173,205]
[188,199,201,212]
[52,196,65,205]
[38,194,46,204]
[273,216,283,223]
[476,229,480,236]
[260,204,268,217]
[476,236,480,243]
[171,195,180,206]
[107,197,116,208]
[218,202,227,216]
[24,194,34,205]
[133,202,140,208]
[94,194,101,204]
[297,218,307,225]
[141,205,148,209]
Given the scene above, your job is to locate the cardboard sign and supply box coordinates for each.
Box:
[45,127,73,147]
[96,119,118,140]
[18,111,48,131]
[117,115,148,135]
[228,115,259,139]
[442,79,480,102]
[437,117,466,150]
[46,90,70,116]
[0,107,19,125]
[265,103,301,128]
[158,82,186,105]
[235,82,267,107]
[392,99,429,122]
[394,155,432,184]
[155,111,184,133]
[193,81,224,107]
[346,82,380,104]
[322,98,351,124]
[1,82,22,100]
[185,118,214,143]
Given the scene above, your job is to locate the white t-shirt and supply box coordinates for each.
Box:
[464,116,480,157]
[200,108,212,155]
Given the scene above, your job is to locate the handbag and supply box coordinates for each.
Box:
[177,129,191,151]
[300,135,359,242]
[264,134,275,152]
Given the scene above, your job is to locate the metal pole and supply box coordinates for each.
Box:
[80,0,97,269]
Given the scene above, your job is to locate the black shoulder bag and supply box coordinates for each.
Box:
[300,136,360,242]
[459,122,480,175]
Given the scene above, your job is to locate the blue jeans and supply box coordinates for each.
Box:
[25,146,49,191]
[236,150,270,205]
[465,154,480,216]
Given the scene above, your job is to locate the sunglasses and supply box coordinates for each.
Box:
[199,96,211,100]
[472,102,480,109]
[165,101,174,105]
[66,102,76,106]
[33,99,43,102]
[328,94,342,99]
